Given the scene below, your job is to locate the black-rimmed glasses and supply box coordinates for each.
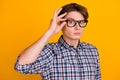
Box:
[65,19,88,28]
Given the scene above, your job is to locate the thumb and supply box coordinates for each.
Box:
[60,22,66,29]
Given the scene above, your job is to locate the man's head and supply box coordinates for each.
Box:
[59,3,89,40]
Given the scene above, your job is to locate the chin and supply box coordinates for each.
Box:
[64,34,81,40]
[70,36,80,40]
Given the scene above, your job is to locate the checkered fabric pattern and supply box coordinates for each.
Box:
[15,35,101,80]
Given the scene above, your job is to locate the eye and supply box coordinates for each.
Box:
[80,20,85,24]
[67,20,75,24]
[79,20,88,27]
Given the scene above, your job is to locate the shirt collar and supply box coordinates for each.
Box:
[58,35,82,49]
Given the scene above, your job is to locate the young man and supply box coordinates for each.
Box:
[14,3,101,80]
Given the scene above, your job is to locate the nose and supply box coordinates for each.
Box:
[74,22,80,30]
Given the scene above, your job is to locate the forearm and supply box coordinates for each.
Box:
[18,30,53,65]
[17,8,67,65]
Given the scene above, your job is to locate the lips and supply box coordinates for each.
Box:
[74,32,81,35]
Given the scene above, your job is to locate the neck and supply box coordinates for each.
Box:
[63,36,79,48]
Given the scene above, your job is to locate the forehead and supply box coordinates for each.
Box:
[65,11,84,20]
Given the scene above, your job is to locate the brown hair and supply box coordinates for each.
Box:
[58,3,89,20]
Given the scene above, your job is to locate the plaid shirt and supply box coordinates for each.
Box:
[15,35,101,80]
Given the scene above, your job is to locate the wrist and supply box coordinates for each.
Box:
[46,29,55,37]
[44,30,53,38]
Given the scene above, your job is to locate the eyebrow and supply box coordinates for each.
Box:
[66,18,75,20]
[66,18,85,21]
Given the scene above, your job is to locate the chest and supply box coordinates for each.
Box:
[50,48,97,79]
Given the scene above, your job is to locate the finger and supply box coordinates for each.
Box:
[56,8,62,17]
[53,9,57,19]
[57,18,66,23]
[60,22,66,28]
[58,12,67,19]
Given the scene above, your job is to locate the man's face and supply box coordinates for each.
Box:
[62,11,85,40]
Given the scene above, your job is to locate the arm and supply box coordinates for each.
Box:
[96,50,101,80]
[16,8,67,65]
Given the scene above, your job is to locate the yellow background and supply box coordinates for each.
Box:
[0,0,120,80]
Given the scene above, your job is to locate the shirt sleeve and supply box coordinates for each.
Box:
[14,44,54,74]
[95,49,101,80]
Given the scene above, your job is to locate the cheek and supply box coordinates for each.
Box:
[81,28,84,33]
[62,27,73,34]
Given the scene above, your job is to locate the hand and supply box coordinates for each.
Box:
[47,8,67,36]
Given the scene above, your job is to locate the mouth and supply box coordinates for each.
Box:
[74,32,81,35]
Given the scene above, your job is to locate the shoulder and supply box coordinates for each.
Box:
[40,42,58,57]
[80,42,98,50]
[44,42,59,50]
[80,42,99,58]
[40,42,60,56]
